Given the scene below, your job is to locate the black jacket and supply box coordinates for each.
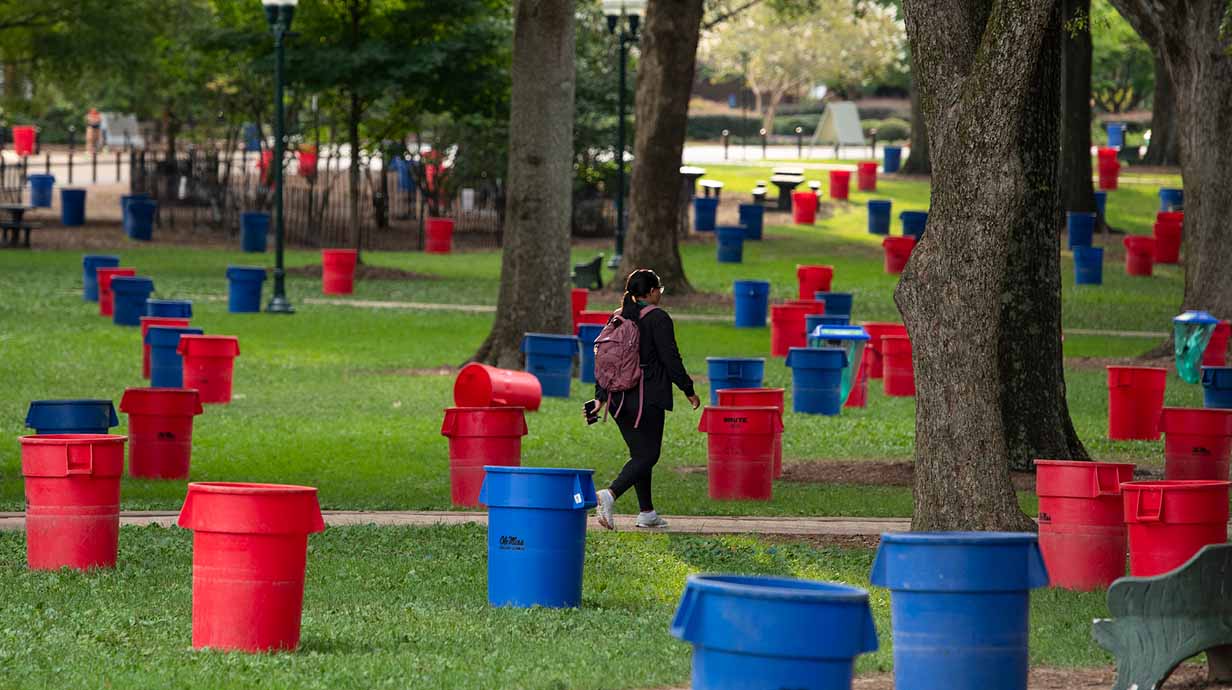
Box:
[595,305,695,411]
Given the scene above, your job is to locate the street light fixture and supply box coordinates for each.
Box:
[602,0,646,270]
[262,0,297,314]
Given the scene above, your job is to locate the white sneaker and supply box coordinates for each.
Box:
[595,489,616,530]
[636,511,668,529]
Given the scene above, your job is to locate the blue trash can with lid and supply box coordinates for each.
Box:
[110,276,155,326]
[694,197,718,232]
[1203,367,1232,409]
[706,357,766,404]
[739,204,764,240]
[577,323,605,384]
[82,255,120,302]
[28,174,54,208]
[786,346,848,415]
[883,147,902,174]
[814,291,853,319]
[1074,246,1104,285]
[60,188,86,226]
[716,226,744,263]
[733,280,771,328]
[147,326,204,388]
[146,299,193,318]
[479,466,597,608]
[226,266,267,313]
[1159,188,1184,211]
[1106,122,1127,148]
[521,333,580,398]
[26,400,119,434]
[868,200,892,235]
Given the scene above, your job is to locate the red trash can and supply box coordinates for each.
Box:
[716,388,786,478]
[1152,220,1182,264]
[321,249,358,295]
[792,191,818,225]
[859,322,907,380]
[1107,366,1166,440]
[698,406,782,501]
[575,310,612,334]
[882,335,915,397]
[1161,407,1232,481]
[425,217,455,254]
[120,388,204,479]
[570,288,588,331]
[20,433,127,570]
[1098,161,1120,191]
[178,335,241,404]
[796,265,834,300]
[177,482,325,652]
[1123,236,1154,276]
[97,267,136,318]
[882,237,917,274]
[1203,320,1231,367]
[857,162,877,192]
[441,407,528,507]
[1034,459,1135,590]
[828,170,851,200]
[770,302,819,357]
[1121,479,1231,577]
[845,351,869,408]
[140,316,191,379]
[12,125,35,156]
[454,362,543,411]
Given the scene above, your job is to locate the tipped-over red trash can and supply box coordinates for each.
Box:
[120,388,204,479]
[716,388,786,479]
[882,237,916,274]
[1107,366,1166,440]
[1121,479,1231,577]
[1123,236,1155,277]
[882,335,915,397]
[796,265,834,300]
[177,482,325,652]
[1034,459,1135,590]
[698,406,782,501]
[178,335,241,404]
[140,316,191,379]
[97,266,136,318]
[454,362,543,411]
[441,407,528,507]
[20,433,127,570]
[1161,407,1232,481]
[321,249,358,295]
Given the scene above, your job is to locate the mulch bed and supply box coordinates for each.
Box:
[286,264,440,282]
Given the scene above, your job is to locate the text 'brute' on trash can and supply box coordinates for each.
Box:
[479,466,597,608]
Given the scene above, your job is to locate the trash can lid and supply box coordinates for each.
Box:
[146,326,204,347]
[1174,310,1218,326]
[809,325,870,342]
[26,399,119,430]
[109,276,154,293]
[478,466,598,511]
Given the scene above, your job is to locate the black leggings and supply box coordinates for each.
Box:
[608,394,666,512]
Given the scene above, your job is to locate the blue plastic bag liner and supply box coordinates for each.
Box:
[1174,310,1219,384]
[26,399,119,434]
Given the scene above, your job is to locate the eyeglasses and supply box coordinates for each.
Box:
[657,285,667,296]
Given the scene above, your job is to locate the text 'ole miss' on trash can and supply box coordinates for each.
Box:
[177,482,325,652]
[671,575,878,690]
[121,388,203,480]
[26,399,118,435]
[706,357,765,405]
[110,276,155,327]
[699,406,781,501]
[178,335,241,404]
[870,532,1049,690]
[226,266,267,313]
[1034,459,1135,590]
[1161,407,1232,481]
[479,466,597,608]
[1107,365,1166,440]
[1121,479,1231,577]
[521,333,579,399]
[716,388,785,479]
[441,407,528,507]
[82,255,120,302]
[733,280,771,328]
[786,347,848,415]
[148,326,204,388]
[454,362,543,411]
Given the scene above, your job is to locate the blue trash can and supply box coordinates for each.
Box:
[868,200,892,235]
[1203,367,1232,409]
[578,323,604,384]
[28,174,54,208]
[706,357,766,405]
[147,326,205,388]
[786,347,848,415]
[900,211,928,239]
[1094,190,1107,221]
[883,147,902,174]
[739,204,764,240]
[126,199,157,241]
[243,123,262,152]
[1159,188,1184,211]
[521,333,580,398]
[226,266,267,313]
[240,211,269,253]
[870,531,1049,690]
[60,188,86,226]
[146,299,193,318]
[716,226,744,263]
[110,276,155,326]
[82,255,120,302]
[806,314,851,335]
[694,197,718,233]
[1074,246,1104,286]
[671,574,878,690]
[1066,211,1095,249]
[25,400,119,435]
[479,466,597,608]
[814,292,853,319]
[1106,122,1126,148]
[733,280,771,329]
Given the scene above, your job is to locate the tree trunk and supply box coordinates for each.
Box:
[762,90,785,135]
[900,62,931,175]
[896,0,1061,532]
[1058,0,1095,216]
[1141,55,1180,167]
[348,91,363,260]
[471,0,576,367]
[618,0,706,294]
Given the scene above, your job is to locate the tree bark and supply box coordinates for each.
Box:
[617,0,706,294]
[471,0,576,367]
[1058,0,1095,216]
[1141,55,1180,167]
[896,0,1065,532]
[900,61,931,175]
[1108,0,1232,322]
[348,91,363,259]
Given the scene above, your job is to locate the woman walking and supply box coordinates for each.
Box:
[592,269,699,530]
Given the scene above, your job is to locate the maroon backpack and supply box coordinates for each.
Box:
[593,305,657,427]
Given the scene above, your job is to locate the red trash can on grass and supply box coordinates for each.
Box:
[860,322,907,379]
[426,218,455,254]
[796,265,834,300]
[1124,236,1155,276]
[770,301,822,357]
[716,388,786,479]
[1034,459,1135,590]
[140,316,190,379]
[1153,220,1182,264]
[882,237,916,274]
[698,406,782,501]
[1107,366,1166,440]
[454,362,542,411]
[441,407,528,507]
[829,170,851,200]
[882,335,915,397]
[575,310,612,334]
[792,192,818,225]
[97,266,136,317]
[178,335,240,404]
[857,162,878,192]
[1203,320,1231,367]
[571,288,588,331]
[1121,479,1231,577]
[321,249,358,295]
[20,433,127,570]
[1161,407,1232,481]
[177,482,325,652]
[120,388,203,479]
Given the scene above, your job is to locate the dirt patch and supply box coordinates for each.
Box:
[580,288,734,313]
[1068,354,1173,372]
[764,533,881,550]
[848,664,1228,690]
[286,264,440,282]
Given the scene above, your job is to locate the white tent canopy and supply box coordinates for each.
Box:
[810,101,865,152]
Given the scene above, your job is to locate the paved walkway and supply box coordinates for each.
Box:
[0,510,911,536]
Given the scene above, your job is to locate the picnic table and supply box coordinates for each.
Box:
[769,174,806,212]
[0,203,39,248]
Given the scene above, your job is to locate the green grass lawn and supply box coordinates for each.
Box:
[0,524,1114,689]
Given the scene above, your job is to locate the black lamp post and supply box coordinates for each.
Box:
[603,0,645,270]
[263,0,296,314]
